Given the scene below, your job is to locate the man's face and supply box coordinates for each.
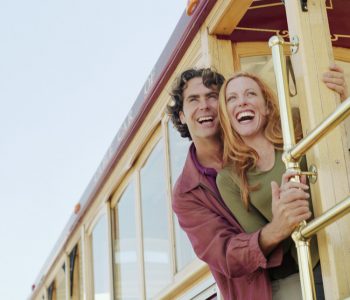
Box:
[179,77,220,144]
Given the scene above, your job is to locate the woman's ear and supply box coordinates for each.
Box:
[264,102,271,116]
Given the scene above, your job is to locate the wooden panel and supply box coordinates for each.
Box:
[284,0,350,298]
[207,0,254,35]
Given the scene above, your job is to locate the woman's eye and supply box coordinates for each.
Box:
[248,91,256,96]
[227,96,237,102]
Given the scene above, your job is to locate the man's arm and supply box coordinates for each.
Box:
[172,185,283,278]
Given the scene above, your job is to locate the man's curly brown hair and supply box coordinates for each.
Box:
[167,68,225,140]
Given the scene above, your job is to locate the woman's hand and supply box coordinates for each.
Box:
[259,171,311,255]
[270,171,311,240]
[323,63,349,101]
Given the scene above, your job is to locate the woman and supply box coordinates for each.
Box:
[216,72,331,299]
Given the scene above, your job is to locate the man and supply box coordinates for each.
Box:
[167,66,348,300]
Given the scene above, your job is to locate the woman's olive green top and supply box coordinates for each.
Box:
[216,150,319,279]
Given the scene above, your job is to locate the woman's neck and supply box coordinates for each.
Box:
[243,135,275,171]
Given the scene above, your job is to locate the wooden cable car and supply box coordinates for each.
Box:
[30,1,350,299]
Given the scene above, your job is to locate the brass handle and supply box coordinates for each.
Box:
[295,165,317,184]
[298,171,315,176]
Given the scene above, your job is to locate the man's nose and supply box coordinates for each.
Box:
[198,99,209,109]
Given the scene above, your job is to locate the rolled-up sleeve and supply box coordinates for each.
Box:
[172,183,283,279]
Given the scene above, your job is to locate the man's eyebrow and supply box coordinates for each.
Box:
[185,94,199,100]
[206,91,219,96]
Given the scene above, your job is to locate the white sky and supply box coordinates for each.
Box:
[0,1,186,299]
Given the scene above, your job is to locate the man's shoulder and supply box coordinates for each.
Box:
[173,169,186,195]
[173,158,198,195]
[171,168,195,213]
[172,147,201,200]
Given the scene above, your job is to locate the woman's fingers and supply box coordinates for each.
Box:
[280,189,310,203]
[280,180,309,192]
[329,63,344,73]
[324,81,347,97]
[300,174,307,185]
[281,171,299,185]
[323,64,349,101]
[277,200,311,223]
[284,199,310,210]
[286,210,312,226]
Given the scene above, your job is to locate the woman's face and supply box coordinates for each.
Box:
[225,76,269,140]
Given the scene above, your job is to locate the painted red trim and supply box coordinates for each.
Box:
[217,0,350,49]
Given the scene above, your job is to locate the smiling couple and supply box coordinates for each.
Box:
[167,66,348,300]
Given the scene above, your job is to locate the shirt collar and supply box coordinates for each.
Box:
[190,144,218,177]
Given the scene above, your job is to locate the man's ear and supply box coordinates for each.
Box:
[179,111,186,124]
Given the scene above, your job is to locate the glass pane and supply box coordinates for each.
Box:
[240,55,278,90]
[168,122,191,184]
[47,283,54,300]
[114,181,140,299]
[91,215,111,300]
[79,243,84,298]
[167,122,196,271]
[140,139,172,299]
[55,264,66,300]
[242,57,350,95]
[71,246,80,300]
[240,55,300,110]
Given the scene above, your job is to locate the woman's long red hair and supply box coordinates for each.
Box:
[218,72,301,209]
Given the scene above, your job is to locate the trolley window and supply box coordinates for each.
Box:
[140,138,172,298]
[91,214,111,300]
[167,121,196,271]
[114,181,140,299]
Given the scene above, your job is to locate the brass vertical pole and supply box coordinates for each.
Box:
[268,36,296,152]
[269,35,316,300]
[292,236,316,300]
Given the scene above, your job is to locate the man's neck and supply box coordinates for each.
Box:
[193,139,223,172]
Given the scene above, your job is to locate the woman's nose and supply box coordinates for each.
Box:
[237,96,247,107]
